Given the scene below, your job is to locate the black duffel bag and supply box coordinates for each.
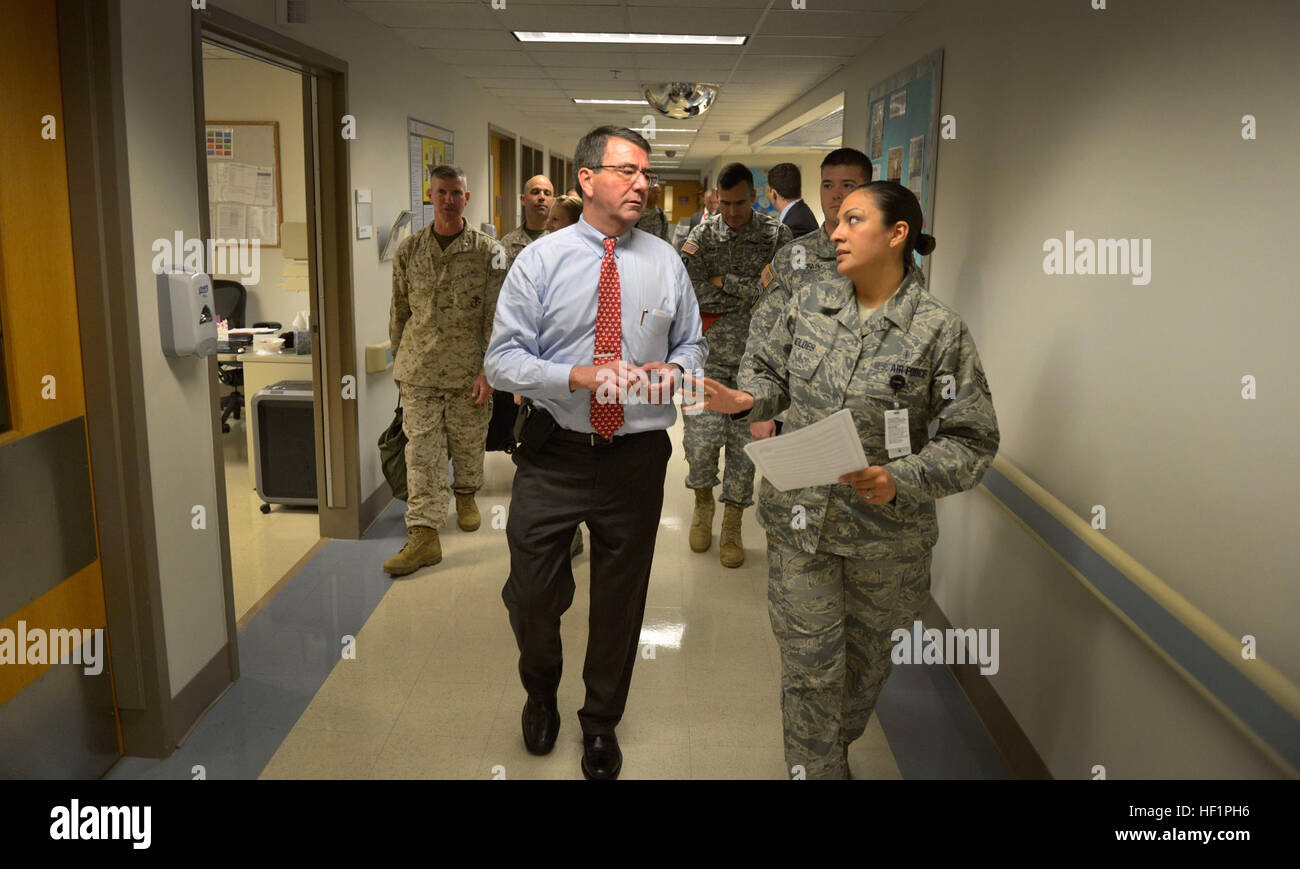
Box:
[378,399,407,501]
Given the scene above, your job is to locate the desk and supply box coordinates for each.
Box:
[218,350,314,489]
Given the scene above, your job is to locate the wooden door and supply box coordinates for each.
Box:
[0,0,120,777]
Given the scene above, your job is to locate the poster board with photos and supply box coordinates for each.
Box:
[864,49,944,272]
[205,121,283,247]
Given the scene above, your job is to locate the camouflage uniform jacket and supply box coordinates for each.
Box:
[737,268,999,557]
[390,221,506,388]
[635,207,669,241]
[680,211,793,314]
[500,225,547,264]
[746,225,838,357]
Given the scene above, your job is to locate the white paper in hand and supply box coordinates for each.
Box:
[743,408,870,491]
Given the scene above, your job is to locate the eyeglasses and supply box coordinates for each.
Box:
[592,164,659,186]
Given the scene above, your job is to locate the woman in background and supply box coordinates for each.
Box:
[545,194,582,231]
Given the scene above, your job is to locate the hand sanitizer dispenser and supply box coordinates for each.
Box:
[157,270,218,357]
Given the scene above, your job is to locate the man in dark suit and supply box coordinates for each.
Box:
[688,188,719,229]
[767,162,819,237]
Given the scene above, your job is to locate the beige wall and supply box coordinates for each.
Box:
[119,0,574,696]
[121,0,229,697]
[752,0,1298,777]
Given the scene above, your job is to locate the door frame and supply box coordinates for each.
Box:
[52,0,362,758]
[488,124,519,235]
[193,7,361,545]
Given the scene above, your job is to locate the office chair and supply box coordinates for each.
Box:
[213,280,247,433]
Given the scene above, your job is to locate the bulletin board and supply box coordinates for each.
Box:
[865,49,944,271]
[408,118,455,233]
[205,121,283,247]
[750,167,777,216]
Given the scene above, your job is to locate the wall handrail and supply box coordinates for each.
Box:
[980,455,1300,777]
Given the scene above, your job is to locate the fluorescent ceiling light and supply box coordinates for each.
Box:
[574,98,649,105]
[648,144,689,148]
[515,32,746,46]
[647,128,700,133]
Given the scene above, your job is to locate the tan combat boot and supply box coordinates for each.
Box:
[689,487,715,553]
[719,503,745,568]
[454,490,480,532]
[383,526,442,576]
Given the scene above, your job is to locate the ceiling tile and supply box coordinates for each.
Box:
[425,48,537,65]
[761,9,910,38]
[344,1,496,28]
[743,35,873,56]
[623,8,762,33]
[402,28,520,50]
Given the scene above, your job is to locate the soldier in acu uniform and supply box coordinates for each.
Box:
[386,165,507,575]
[747,147,874,444]
[679,163,792,567]
[686,182,999,779]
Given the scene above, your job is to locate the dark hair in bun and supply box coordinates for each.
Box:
[849,181,936,266]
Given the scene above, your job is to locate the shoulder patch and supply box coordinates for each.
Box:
[681,239,699,255]
[761,264,774,288]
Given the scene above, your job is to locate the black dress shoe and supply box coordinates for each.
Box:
[581,732,622,780]
[521,696,559,756]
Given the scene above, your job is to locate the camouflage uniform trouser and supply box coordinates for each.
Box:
[682,308,757,507]
[682,388,756,508]
[401,382,490,529]
[766,537,932,780]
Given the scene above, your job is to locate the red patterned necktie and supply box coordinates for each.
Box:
[590,236,623,440]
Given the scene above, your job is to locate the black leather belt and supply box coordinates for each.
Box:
[551,427,645,447]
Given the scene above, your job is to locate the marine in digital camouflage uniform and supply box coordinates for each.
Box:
[679,206,792,525]
[390,216,506,533]
[500,174,555,264]
[500,224,547,263]
[735,265,999,779]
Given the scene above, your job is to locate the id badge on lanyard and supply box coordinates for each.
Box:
[885,374,912,459]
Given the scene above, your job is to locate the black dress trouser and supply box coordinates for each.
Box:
[502,424,672,736]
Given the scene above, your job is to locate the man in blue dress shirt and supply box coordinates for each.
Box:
[484,125,706,780]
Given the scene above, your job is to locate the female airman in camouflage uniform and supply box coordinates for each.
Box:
[685,182,1000,779]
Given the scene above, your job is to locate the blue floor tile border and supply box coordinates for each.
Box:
[105,500,408,780]
[105,496,1007,779]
